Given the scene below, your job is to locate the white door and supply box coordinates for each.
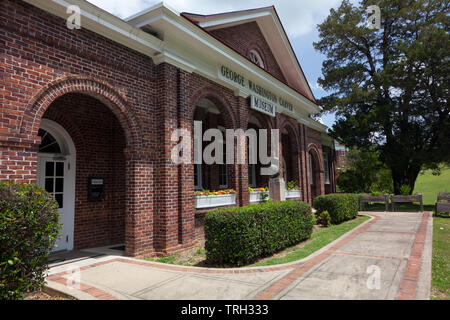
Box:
[37,120,76,252]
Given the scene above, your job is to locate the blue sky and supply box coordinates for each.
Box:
[87,0,344,129]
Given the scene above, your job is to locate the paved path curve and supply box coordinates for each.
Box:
[46,212,432,300]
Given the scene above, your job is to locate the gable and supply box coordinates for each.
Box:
[209,22,287,84]
[182,7,316,102]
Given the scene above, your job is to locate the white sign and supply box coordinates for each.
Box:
[250,95,276,117]
[91,179,104,185]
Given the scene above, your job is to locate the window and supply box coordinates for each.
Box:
[219,130,228,189]
[249,164,257,187]
[38,129,62,154]
[249,50,265,69]
[219,164,228,189]
[309,153,314,185]
[44,161,65,208]
[194,164,202,190]
[323,153,330,184]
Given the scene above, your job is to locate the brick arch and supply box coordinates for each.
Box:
[189,86,237,129]
[278,117,301,186]
[279,117,300,152]
[21,77,141,147]
[248,110,274,130]
[307,144,324,172]
[307,144,324,201]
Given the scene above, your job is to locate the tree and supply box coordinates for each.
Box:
[336,147,393,194]
[314,0,449,194]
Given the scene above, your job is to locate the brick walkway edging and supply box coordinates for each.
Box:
[396,211,431,300]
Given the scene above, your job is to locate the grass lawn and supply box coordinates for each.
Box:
[144,215,370,268]
[431,214,450,300]
[415,166,450,205]
[249,215,370,267]
[416,166,449,300]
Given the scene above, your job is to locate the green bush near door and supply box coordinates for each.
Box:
[0,182,61,300]
[313,193,361,224]
[205,201,314,266]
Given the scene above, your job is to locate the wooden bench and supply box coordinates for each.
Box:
[360,195,389,211]
[391,194,424,212]
[436,192,450,213]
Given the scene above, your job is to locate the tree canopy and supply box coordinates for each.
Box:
[314,0,449,194]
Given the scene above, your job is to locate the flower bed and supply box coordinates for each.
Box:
[195,190,236,209]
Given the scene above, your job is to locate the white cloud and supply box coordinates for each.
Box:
[87,0,342,38]
[310,82,324,91]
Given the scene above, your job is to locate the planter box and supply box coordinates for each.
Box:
[285,190,301,199]
[250,191,268,203]
[195,194,236,209]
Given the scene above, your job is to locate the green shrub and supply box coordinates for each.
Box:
[400,184,412,195]
[313,194,361,225]
[318,210,331,227]
[311,212,317,225]
[0,182,61,300]
[205,201,314,266]
[286,181,299,191]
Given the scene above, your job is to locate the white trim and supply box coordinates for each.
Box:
[23,0,162,55]
[199,12,272,29]
[39,119,76,156]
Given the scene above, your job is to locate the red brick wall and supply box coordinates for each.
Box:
[210,22,286,83]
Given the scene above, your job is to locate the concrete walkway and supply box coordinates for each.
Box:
[46,212,433,300]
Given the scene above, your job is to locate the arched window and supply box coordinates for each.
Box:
[38,129,62,154]
[249,50,265,69]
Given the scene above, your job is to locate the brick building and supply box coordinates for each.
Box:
[0,0,336,257]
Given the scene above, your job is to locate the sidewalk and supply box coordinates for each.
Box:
[46,211,432,300]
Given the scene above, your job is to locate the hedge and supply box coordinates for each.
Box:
[313,193,361,225]
[205,201,314,266]
[0,182,61,300]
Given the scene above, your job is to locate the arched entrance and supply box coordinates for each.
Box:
[247,114,272,189]
[309,149,322,201]
[36,92,128,252]
[23,78,150,256]
[280,121,301,195]
[37,119,76,252]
